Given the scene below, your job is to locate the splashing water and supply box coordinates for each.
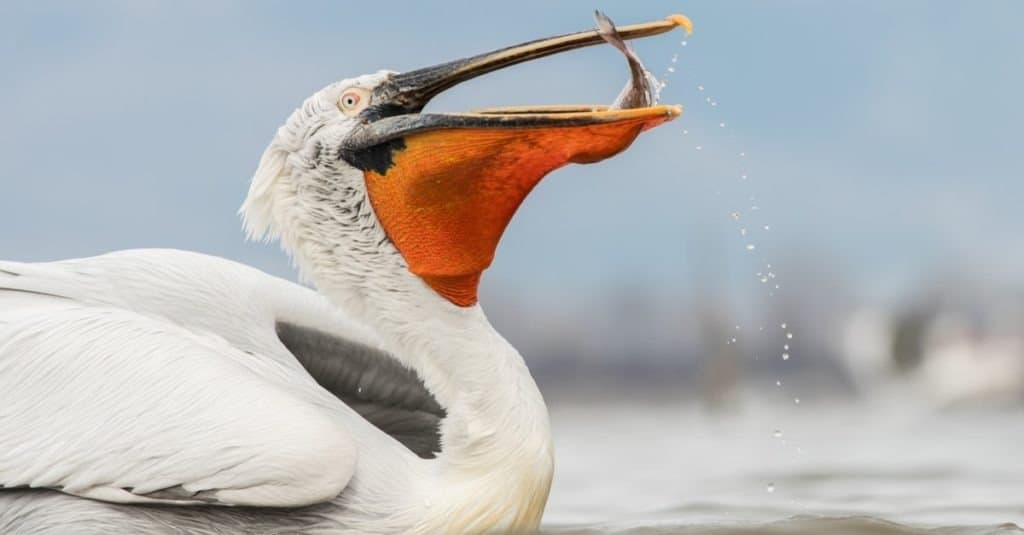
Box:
[652,43,684,103]
[654,36,808,480]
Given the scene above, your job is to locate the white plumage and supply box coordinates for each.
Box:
[0,71,554,535]
[0,251,364,506]
[0,13,686,529]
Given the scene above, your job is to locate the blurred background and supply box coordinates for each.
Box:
[3,1,1023,531]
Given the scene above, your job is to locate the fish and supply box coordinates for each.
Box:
[594,10,659,110]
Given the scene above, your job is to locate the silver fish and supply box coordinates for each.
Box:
[594,10,659,110]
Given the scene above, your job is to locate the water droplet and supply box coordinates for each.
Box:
[763,225,771,231]
[705,97,712,103]
[671,53,679,63]
[697,84,704,91]
[768,271,776,278]
[760,276,769,283]
[730,337,737,343]
[681,40,688,47]
[774,284,780,290]
[786,332,793,339]
[740,174,748,180]
[750,205,760,211]
[745,244,756,251]
[695,145,703,151]
[719,122,726,128]
[667,66,675,73]
[682,129,689,135]
[739,151,746,157]
[775,380,782,387]
[730,211,741,221]
[357,386,363,394]
[710,101,718,107]
[773,429,783,438]
[781,323,787,329]
[739,228,747,236]
[766,482,775,493]
[782,353,790,361]
[794,397,801,404]
[783,344,789,351]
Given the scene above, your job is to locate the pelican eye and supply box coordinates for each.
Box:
[339,87,371,116]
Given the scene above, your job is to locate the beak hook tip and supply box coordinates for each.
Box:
[666,14,694,35]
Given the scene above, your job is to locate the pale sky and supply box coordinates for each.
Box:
[2,1,1021,305]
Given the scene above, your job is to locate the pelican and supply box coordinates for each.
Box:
[0,13,689,534]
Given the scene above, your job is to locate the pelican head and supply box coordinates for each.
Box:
[242,15,686,312]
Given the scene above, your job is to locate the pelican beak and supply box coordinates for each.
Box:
[341,14,691,307]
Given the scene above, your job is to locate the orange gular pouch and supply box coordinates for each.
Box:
[362,106,679,307]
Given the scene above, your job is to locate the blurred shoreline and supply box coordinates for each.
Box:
[487,271,1024,409]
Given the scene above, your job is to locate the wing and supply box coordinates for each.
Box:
[276,321,445,459]
[3,249,447,459]
[0,265,358,508]
[0,249,445,508]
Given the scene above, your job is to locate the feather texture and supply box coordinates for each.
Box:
[0,252,369,507]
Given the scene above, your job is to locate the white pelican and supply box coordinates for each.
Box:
[0,14,688,534]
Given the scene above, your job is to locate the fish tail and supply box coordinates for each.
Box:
[593,11,630,55]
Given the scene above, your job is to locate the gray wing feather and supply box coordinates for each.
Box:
[276,322,445,459]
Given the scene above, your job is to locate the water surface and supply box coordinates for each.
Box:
[541,397,1024,534]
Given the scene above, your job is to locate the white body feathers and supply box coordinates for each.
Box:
[0,250,552,533]
[0,72,554,533]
